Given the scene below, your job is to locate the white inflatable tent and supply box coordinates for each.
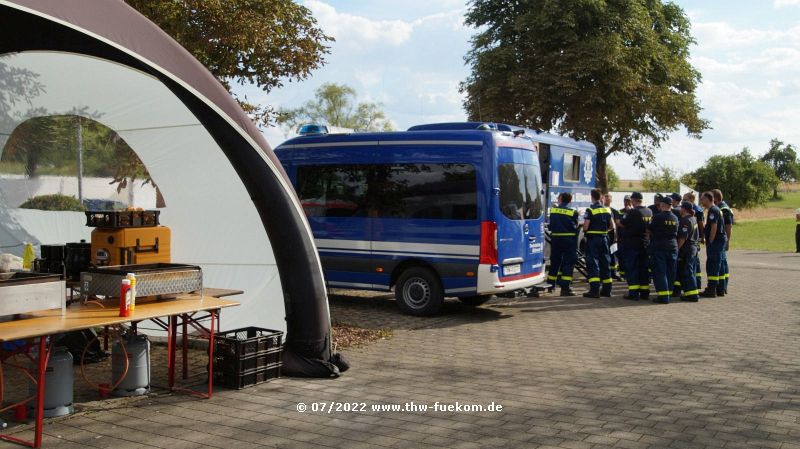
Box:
[0,0,339,376]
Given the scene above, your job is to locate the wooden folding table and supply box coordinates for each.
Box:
[0,292,239,448]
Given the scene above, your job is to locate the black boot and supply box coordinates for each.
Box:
[700,288,717,298]
[623,293,639,300]
[600,289,612,298]
[559,287,577,297]
[652,296,670,304]
[681,295,699,302]
[582,291,600,299]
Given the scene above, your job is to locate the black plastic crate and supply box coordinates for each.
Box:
[85,210,160,228]
[216,347,282,373]
[214,327,283,359]
[214,363,281,389]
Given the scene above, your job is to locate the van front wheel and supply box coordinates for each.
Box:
[395,267,444,316]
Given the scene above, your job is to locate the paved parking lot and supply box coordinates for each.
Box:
[6,250,800,448]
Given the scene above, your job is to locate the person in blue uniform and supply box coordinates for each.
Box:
[648,193,662,216]
[669,192,682,217]
[548,192,580,296]
[700,191,727,297]
[674,201,700,301]
[648,196,679,304]
[619,192,653,300]
[582,188,615,298]
[712,189,734,296]
[603,193,622,280]
[683,192,705,289]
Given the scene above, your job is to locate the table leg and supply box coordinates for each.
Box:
[34,336,48,448]
[167,315,177,389]
[182,314,188,380]
[207,309,216,399]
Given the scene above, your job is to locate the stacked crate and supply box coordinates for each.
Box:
[213,327,283,389]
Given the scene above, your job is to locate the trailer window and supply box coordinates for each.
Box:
[563,154,581,182]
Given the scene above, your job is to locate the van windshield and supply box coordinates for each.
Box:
[498,163,543,220]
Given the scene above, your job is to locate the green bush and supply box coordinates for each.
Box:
[19,194,85,211]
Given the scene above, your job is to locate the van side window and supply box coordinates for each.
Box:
[376,163,477,220]
[297,165,367,217]
[297,163,477,220]
[563,154,581,182]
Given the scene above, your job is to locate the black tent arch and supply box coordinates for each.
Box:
[0,0,338,376]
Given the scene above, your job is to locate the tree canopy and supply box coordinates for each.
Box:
[125,0,333,127]
[760,138,799,198]
[688,149,780,208]
[606,164,620,191]
[461,0,709,192]
[641,165,681,193]
[277,83,393,132]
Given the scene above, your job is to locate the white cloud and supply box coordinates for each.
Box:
[304,0,414,46]
[692,21,800,49]
[303,1,466,47]
[775,0,800,8]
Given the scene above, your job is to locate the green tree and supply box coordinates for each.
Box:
[606,164,620,191]
[641,165,681,193]
[124,0,333,127]
[461,0,709,192]
[760,138,799,198]
[689,149,780,208]
[277,83,394,132]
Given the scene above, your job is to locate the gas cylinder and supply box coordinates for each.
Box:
[111,334,150,396]
[28,346,73,418]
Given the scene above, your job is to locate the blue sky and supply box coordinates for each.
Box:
[244,0,800,179]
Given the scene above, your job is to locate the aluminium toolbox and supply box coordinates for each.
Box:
[213,327,283,389]
[0,272,66,317]
[80,263,202,301]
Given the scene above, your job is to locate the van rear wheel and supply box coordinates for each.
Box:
[458,295,492,306]
[395,267,444,316]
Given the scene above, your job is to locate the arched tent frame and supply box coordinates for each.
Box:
[0,0,336,375]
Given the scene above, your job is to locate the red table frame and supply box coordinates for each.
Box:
[150,309,218,398]
[0,295,237,448]
[0,337,51,448]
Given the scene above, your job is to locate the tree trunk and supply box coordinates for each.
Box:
[595,151,608,193]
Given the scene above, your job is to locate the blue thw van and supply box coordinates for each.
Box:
[275,123,546,315]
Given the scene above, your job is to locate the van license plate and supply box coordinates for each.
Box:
[504,264,521,276]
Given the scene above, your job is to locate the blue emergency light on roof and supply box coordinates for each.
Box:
[297,124,329,136]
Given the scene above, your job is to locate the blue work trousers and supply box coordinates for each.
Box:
[585,236,612,293]
[548,236,578,288]
[622,242,649,298]
[652,248,678,302]
[705,238,726,290]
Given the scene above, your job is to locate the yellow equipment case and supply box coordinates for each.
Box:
[86,210,171,266]
[91,226,171,266]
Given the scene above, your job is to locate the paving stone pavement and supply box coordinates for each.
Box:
[4,250,800,448]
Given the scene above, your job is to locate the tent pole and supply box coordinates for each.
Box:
[76,117,83,203]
